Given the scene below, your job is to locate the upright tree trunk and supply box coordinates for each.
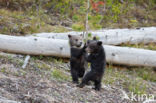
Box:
[85,0,90,39]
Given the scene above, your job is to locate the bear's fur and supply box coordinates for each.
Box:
[78,37,106,90]
[68,34,87,84]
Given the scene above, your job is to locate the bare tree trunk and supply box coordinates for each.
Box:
[0,35,70,57]
[85,0,90,39]
[0,34,156,67]
[30,27,156,45]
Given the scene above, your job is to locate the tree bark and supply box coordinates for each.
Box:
[30,27,156,45]
[85,0,90,39]
[0,34,70,57]
[0,34,156,67]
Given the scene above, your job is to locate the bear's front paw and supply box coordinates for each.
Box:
[83,43,87,49]
[72,81,79,84]
[92,87,100,91]
[77,83,85,88]
[86,81,91,85]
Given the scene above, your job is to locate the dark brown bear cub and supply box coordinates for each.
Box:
[78,37,106,91]
[68,34,87,84]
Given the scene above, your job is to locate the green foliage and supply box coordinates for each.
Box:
[88,33,92,38]
[72,23,84,31]
[103,64,155,95]
[88,14,103,29]
[128,78,147,95]
[37,63,51,70]
[39,55,44,60]
[45,0,72,15]
[88,15,92,20]
[72,15,79,22]
[78,5,87,15]
[0,0,156,35]
[96,36,100,40]
[1,67,6,73]
[111,3,121,22]
[104,0,122,23]
[51,69,70,81]
[134,68,156,82]
[121,43,156,50]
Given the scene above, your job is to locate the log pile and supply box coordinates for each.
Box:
[0,27,156,68]
[31,27,156,45]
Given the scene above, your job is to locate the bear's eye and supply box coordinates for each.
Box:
[75,39,78,41]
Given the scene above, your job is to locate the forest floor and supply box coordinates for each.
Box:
[0,1,156,103]
[0,52,155,103]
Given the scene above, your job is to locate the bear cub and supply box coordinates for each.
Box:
[77,37,106,91]
[68,34,87,84]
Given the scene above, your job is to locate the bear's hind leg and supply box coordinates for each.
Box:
[71,69,79,84]
[78,68,85,78]
[77,71,93,88]
[93,80,101,91]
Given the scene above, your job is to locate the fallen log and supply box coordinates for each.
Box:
[105,45,156,67]
[0,34,70,57]
[0,34,156,67]
[30,27,156,45]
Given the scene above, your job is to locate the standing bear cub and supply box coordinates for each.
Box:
[68,34,87,84]
[78,37,106,91]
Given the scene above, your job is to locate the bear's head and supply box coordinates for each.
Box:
[68,34,84,48]
[86,37,102,53]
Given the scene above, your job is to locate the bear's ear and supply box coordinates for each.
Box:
[80,34,83,37]
[97,41,102,46]
[68,34,72,38]
[93,36,97,40]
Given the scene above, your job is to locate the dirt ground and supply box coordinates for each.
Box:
[0,52,155,103]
